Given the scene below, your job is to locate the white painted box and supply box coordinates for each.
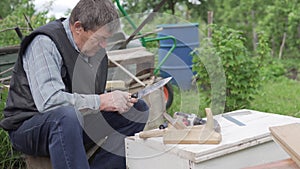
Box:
[125,109,300,169]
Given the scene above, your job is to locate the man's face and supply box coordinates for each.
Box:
[81,27,112,56]
[72,21,112,56]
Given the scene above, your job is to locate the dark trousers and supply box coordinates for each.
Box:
[9,100,149,169]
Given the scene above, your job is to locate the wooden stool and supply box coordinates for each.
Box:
[25,138,106,169]
[25,156,52,169]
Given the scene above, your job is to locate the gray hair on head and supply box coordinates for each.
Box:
[70,0,120,33]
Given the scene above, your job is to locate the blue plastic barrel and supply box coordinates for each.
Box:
[157,23,199,90]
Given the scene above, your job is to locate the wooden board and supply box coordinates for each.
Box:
[270,123,300,167]
[163,125,222,144]
[243,158,300,169]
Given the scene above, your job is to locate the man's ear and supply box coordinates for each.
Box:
[73,21,83,33]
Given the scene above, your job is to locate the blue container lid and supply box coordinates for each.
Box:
[157,23,199,29]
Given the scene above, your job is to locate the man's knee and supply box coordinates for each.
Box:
[48,106,83,127]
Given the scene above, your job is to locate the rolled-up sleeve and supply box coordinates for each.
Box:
[23,35,101,112]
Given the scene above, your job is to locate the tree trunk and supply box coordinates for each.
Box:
[279,32,286,59]
[168,0,176,15]
[298,24,300,50]
[207,11,213,38]
[251,10,258,52]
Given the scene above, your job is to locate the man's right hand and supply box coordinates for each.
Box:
[99,90,137,114]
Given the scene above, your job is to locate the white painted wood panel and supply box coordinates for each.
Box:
[126,109,300,169]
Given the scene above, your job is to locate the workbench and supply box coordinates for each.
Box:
[125,109,300,169]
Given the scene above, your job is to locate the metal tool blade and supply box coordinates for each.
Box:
[131,77,172,99]
[222,114,246,126]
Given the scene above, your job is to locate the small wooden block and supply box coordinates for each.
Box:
[163,125,222,144]
[106,80,126,90]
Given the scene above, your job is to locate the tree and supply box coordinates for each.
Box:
[258,0,300,59]
[0,0,52,47]
[0,0,21,19]
[120,0,300,59]
[191,0,300,59]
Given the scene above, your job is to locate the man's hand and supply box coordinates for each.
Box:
[100,90,138,113]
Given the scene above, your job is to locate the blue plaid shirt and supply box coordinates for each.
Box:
[22,18,100,112]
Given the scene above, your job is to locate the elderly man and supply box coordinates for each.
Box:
[0,0,149,169]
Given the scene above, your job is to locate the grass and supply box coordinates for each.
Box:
[250,77,300,118]
[167,77,300,118]
[168,85,201,114]
[0,86,25,169]
[167,85,207,117]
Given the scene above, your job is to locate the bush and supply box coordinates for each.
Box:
[259,59,286,81]
[192,25,264,113]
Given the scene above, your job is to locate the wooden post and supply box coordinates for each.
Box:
[279,32,286,59]
[251,10,258,52]
[207,11,214,38]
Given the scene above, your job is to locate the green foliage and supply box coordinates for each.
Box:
[0,86,25,169]
[255,32,286,81]
[258,0,300,58]
[192,25,263,113]
[121,0,300,59]
[259,59,286,81]
[0,0,52,47]
[198,0,300,59]
[168,77,300,118]
[283,59,300,81]
[167,85,204,117]
[0,0,22,19]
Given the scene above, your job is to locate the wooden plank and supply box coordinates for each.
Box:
[242,158,300,169]
[107,47,154,63]
[163,126,222,144]
[270,123,300,167]
[0,45,20,54]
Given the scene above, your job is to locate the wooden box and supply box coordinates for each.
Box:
[125,109,300,169]
[107,47,154,81]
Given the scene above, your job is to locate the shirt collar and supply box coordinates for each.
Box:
[62,17,80,52]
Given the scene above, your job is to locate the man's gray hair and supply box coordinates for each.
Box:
[70,0,120,33]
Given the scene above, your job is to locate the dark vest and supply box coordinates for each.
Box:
[0,18,108,131]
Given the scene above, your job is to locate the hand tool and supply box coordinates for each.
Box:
[131,77,172,99]
[163,108,222,144]
[174,111,221,132]
[159,122,168,129]
[139,108,222,144]
[174,112,206,126]
[222,114,246,126]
